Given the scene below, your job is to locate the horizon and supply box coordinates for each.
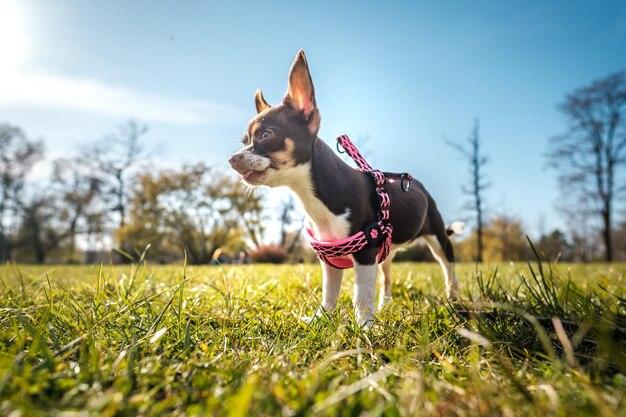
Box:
[2,0,626,242]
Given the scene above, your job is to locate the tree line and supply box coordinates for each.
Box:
[0,121,310,264]
[1,70,625,264]
[444,70,626,263]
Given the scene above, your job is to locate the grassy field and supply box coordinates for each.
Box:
[1,258,625,416]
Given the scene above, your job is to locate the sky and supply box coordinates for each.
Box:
[1,0,626,239]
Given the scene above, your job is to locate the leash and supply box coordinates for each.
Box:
[305,135,414,269]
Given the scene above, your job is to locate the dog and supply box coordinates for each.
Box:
[229,50,463,327]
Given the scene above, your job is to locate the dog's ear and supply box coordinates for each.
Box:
[284,50,320,135]
[255,89,270,113]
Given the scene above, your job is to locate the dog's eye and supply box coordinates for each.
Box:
[260,129,272,140]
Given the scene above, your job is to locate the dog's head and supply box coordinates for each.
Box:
[229,50,321,187]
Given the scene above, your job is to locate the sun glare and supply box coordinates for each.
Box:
[0,0,31,72]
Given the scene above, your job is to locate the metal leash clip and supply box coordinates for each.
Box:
[400,173,411,192]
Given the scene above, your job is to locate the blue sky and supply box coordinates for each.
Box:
[2,0,626,238]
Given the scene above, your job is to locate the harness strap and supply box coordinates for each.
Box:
[337,135,414,191]
[306,135,413,269]
[306,220,392,268]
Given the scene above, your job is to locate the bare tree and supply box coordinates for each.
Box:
[277,195,305,254]
[50,158,105,261]
[85,120,149,229]
[547,71,626,261]
[615,219,626,261]
[446,119,490,262]
[14,195,61,263]
[0,124,43,261]
[555,194,600,262]
[12,159,104,264]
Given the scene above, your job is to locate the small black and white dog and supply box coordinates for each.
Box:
[229,50,463,326]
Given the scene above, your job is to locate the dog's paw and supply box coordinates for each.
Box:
[377,295,393,311]
[355,310,375,330]
[358,317,374,330]
[446,278,459,300]
[446,289,459,300]
[301,308,325,324]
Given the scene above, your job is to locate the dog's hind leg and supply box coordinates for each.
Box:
[377,250,396,310]
[423,234,458,299]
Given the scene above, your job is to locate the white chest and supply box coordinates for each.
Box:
[283,163,351,241]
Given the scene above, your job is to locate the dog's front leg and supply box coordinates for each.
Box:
[321,261,343,310]
[302,261,343,323]
[353,261,377,328]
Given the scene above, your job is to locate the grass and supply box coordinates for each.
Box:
[0,257,625,416]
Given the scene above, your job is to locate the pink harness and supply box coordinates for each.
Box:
[305,135,413,269]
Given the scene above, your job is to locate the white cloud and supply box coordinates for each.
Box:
[0,70,243,125]
[0,0,242,126]
[0,0,31,70]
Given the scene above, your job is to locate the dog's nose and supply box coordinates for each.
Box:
[229,153,242,167]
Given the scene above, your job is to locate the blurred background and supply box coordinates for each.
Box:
[1,0,625,264]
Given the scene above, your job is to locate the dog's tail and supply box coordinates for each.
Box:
[446,221,465,236]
